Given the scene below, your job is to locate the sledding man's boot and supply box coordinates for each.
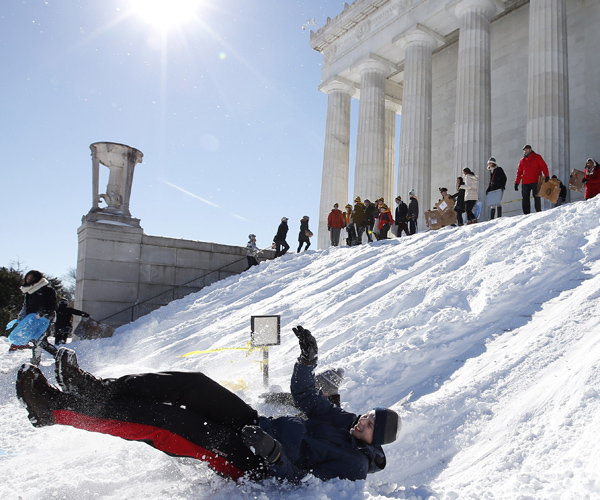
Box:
[55,347,111,398]
[16,363,61,427]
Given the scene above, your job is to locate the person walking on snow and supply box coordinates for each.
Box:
[451,177,466,226]
[54,299,90,346]
[463,168,479,224]
[273,217,290,257]
[376,204,394,240]
[363,199,376,243]
[344,204,356,246]
[16,326,401,483]
[297,216,311,252]
[351,197,366,245]
[246,234,260,269]
[514,144,549,214]
[394,196,409,237]
[583,158,600,200]
[327,203,346,247]
[407,190,419,235]
[485,157,507,219]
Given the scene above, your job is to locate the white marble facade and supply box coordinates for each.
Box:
[311,0,600,249]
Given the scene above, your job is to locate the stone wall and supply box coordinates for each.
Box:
[75,213,274,328]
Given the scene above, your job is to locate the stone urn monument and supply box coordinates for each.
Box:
[89,142,143,219]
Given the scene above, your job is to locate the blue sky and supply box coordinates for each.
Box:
[0,0,358,279]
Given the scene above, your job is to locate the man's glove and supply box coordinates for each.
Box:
[293,325,318,366]
[514,183,519,191]
[82,313,90,318]
[241,426,281,463]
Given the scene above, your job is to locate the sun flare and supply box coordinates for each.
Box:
[129,0,203,31]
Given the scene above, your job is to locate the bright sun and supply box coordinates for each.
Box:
[129,0,203,31]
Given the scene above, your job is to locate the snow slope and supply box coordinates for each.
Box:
[2,198,600,500]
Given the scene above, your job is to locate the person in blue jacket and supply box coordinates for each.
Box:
[16,326,401,483]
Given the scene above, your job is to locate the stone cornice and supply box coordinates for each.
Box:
[310,0,425,53]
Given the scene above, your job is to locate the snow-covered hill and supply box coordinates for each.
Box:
[2,198,600,500]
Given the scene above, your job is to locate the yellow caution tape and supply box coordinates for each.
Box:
[178,341,264,358]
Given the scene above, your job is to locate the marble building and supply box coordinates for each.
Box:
[311,0,600,248]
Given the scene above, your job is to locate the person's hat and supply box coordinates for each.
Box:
[281,217,288,222]
[372,408,401,445]
[315,368,345,396]
[333,203,339,208]
[354,196,361,202]
[487,157,497,165]
[303,215,309,220]
[395,195,401,201]
[345,204,352,209]
[364,199,371,204]
[409,189,416,197]
[249,233,256,239]
[523,144,532,150]
[381,203,389,210]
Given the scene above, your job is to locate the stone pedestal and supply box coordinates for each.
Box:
[75,215,145,327]
[318,79,355,249]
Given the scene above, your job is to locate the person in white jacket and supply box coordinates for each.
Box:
[462,168,479,224]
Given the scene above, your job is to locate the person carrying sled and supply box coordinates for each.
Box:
[9,270,57,356]
[514,144,549,214]
[54,299,90,346]
[297,216,311,252]
[16,326,401,483]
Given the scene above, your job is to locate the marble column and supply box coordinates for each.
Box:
[527,0,570,185]
[395,27,440,220]
[384,101,400,206]
[354,58,394,201]
[451,0,501,211]
[318,79,355,249]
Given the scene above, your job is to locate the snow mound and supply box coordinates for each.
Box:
[2,198,600,499]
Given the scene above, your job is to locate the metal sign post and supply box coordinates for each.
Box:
[251,315,280,388]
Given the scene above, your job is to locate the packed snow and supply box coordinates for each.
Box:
[2,198,600,500]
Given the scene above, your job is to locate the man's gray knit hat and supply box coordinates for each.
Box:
[315,368,345,396]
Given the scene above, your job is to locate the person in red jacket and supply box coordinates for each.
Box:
[376,204,394,240]
[327,203,346,247]
[514,144,550,214]
[583,158,600,200]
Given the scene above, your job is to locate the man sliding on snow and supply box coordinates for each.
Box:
[15,325,401,482]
